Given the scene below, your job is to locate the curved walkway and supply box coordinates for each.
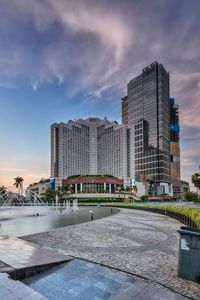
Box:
[24,208,200,299]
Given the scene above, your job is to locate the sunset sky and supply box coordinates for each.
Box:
[0,0,199,190]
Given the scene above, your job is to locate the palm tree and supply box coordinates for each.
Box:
[191,173,200,195]
[0,185,6,195]
[14,176,24,195]
[0,185,7,202]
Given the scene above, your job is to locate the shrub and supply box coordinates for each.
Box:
[78,198,123,203]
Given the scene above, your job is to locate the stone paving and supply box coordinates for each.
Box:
[22,258,185,300]
[0,235,72,270]
[23,258,135,300]
[0,272,47,299]
[23,208,200,299]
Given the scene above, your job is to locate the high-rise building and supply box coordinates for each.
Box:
[169,98,181,197]
[122,62,172,195]
[51,117,134,187]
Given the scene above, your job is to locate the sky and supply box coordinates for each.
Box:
[0,0,199,190]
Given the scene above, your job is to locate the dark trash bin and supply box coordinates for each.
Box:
[177,226,200,282]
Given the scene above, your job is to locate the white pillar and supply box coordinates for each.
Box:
[109,184,111,193]
[75,184,77,194]
[104,183,106,191]
[80,183,82,193]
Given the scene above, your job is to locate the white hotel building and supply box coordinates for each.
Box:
[51,117,135,187]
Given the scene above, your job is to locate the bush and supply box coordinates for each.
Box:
[78,198,124,203]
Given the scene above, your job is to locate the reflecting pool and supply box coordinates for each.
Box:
[0,206,118,237]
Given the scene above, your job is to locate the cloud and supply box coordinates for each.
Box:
[50,0,131,70]
[0,0,200,186]
[171,71,200,128]
[0,0,133,92]
[88,84,112,98]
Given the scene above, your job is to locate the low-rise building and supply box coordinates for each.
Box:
[27,180,51,196]
[173,180,190,200]
[62,175,124,193]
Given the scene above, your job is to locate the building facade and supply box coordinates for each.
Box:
[122,62,172,195]
[27,181,51,196]
[173,180,190,200]
[169,98,181,197]
[51,118,134,187]
[62,175,124,194]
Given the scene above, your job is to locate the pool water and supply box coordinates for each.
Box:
[0,206,118,237]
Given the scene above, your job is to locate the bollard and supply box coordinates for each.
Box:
[89,210,93,221]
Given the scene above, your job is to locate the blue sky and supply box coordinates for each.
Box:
[0,0,199,189]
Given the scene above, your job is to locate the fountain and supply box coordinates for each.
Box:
[72,198,79,210]
[0,190,117,236]
[0,187,118,238]
[0,189,45,207]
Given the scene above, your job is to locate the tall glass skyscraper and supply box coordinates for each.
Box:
[122,62,171,195]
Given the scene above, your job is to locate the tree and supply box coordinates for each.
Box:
[42,188,56,201]
[61,185,69,194]
[0,186,7,203]
[191,173,200,194]
[125,186,132,192]
[56,186,70,202]
[140,195,149,202]
[184,191,199,202]
[39,178,46,184]
[14,176,24,195]
[0,185,6,195]
[147,180,154,197]
[42,186,68,204]
[56,186,62,199]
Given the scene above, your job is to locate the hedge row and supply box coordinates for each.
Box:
[78,198,123,203]
[106,203,200,228]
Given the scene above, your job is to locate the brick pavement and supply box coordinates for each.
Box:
[23,208,200,299]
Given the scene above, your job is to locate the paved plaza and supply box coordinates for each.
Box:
[0,208,200,299]
[23,259,136,300]
[0,272,47,299]
[0,235,72,270]
[22,258,186,300]
[0,235,71,299]
[23,208,200,299]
